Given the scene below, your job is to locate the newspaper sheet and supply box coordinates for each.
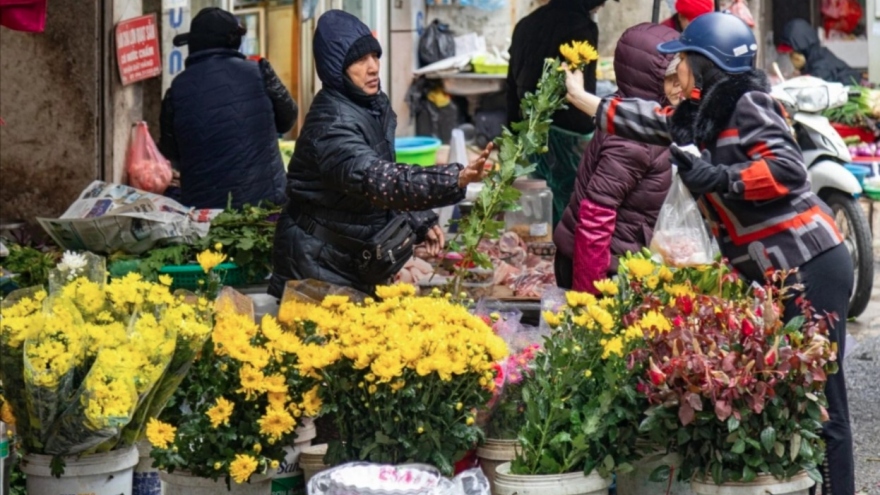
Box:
[37,181,221,255]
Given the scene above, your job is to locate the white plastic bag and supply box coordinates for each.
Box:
[649,173,717,267]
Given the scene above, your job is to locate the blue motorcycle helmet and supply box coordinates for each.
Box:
[657,12,757,73]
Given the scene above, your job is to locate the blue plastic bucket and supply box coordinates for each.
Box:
[395,137,441,166]
[844,164,869,188]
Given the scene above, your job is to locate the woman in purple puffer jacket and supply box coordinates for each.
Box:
[554,23,680,292]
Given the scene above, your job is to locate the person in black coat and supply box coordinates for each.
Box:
[159,7,296,209]
[506,0,613,226]
[269,10,491,298]
[781,18,863,85]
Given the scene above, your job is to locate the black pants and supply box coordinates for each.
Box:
[554,253,573,290]
[781,243,854,495]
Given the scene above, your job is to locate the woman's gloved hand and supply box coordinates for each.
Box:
[670,144,729,195]
[458,142,494,188]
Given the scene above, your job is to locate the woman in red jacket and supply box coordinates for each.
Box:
[553,23,680,292]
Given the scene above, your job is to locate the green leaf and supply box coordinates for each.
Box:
[617,463,634,475]
[805,464,823,484]
[774,441,785,458]
[760,426,777,453]
[742,465,757,483]
[677,428,691,446]
[731,439,746,454]
[727,416,740,432]
[603,454,614,473]
[648,465,671,483]
[790,433,802,462]
[783,315,806,332]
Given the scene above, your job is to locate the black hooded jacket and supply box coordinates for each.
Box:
[782,19,862,85]
[506,0,607,134]
[269,10,467,297]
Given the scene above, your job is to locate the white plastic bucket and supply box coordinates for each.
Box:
[161,470,272,495]
[477,439,519,495]
[691,472,814,495]
[22,446,139,495]
[133,440,164,495]
[299,444,329,485]
[272,446,305,495]
[616,451,694,495]
[493,462,612,495]
[293,418,316,448]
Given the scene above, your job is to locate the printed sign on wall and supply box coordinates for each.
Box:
[115,14,162,85]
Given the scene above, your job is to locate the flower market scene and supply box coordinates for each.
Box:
[2,0,880,494]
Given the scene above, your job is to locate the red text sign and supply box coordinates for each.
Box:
[116,14,162,86]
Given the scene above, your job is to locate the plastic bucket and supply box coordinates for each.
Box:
[161,470,272,495]
[22,446,139,495]
[293,417,316,448]
[844,164,869,188]
[395,137,441,167]
[494,462,612,495]
[272,446,305,495]
[299,444,329,485]
[134,440,164,495]
[476,439,519,495]
[690,472,814,495]
[616,451,694,495]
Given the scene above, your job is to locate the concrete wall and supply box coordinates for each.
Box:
[0,0,103,224]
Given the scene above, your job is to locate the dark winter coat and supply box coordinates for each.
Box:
[269,10,466,297]
[596,69,843,282]
[782,18,862,85]
[506,0,607,134]
[159,49,295,209]
[554,23,676,292]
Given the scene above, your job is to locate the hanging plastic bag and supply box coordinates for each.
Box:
[821,0,862,34]
[649,172,717,267]
[419,20,455,67]
[727,0,755,27]
[126,122,172,194]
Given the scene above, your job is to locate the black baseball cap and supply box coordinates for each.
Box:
[172,7,246,52]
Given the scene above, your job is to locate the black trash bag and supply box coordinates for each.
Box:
[474,109,506,149]
[406,77,463,143]
[418,20,455,67]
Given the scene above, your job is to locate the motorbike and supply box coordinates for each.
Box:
[771,75,874,318]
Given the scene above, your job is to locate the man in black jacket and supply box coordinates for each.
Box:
[269,10,490,298]
[159,7,296,209]
[781,18,863,85]
[506,0,612,226]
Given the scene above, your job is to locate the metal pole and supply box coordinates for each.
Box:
[652,0,661,23]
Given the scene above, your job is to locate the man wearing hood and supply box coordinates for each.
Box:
[269,10,490,297]
[159,7,296,209]
[554,23,679,292]
[781,18,862,85]
[506,0,611,227]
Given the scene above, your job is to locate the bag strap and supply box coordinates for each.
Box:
[294,213,368,254]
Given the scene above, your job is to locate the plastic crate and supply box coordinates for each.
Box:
[159,263,245,291]
[471,55,508,75]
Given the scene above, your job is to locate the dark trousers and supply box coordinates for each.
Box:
[781,243,854,495]
[554,253,573,290]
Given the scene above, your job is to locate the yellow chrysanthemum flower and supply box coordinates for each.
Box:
[658,265,674,282]
[640,310,672,334]
[559,43,581,66]
[206,397,234,428]
[158,274,173,286]
[542,311,562,328]
[258,406,296,441]
[0,399,15,426]
[601,336,624,359]
[665,283,694,298]
[625,258,655,279]
[146,418,176,449]
[229,454,259,484]
[646,275,660,290]
[593,279,619,296]
[566,291,597,308]
[196,249,227,273]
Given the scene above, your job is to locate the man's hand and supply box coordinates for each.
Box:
[458,143,493,188]
[424,225,445,257]
[169,169,181,189]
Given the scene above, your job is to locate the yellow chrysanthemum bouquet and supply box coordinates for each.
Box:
[278,283,508,476]
[0,251,211,472]
[149,287,320,486]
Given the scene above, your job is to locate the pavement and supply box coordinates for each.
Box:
[846,264,880,495]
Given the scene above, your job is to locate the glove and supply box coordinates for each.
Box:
[670,145,729,196]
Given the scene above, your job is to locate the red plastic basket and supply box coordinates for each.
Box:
[832,122,876,144]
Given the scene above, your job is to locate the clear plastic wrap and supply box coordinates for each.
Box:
[649,174,718,267]
[307,463,490,495]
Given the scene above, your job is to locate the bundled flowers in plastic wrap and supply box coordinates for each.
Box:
[278,282,508,476]
[150,287,320,486]
[0,252,211,472]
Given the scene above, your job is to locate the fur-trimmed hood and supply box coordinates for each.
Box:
[669,69,770,146]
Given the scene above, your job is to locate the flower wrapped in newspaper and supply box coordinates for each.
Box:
[0,252,211,472]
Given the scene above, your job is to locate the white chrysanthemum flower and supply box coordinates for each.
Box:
[58,251,88,275]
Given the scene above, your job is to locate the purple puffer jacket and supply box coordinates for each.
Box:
[553,23,677,293]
